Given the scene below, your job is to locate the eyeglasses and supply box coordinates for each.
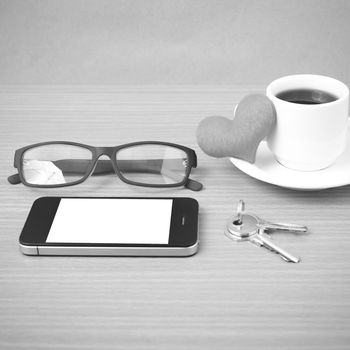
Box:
[8,141,203,191]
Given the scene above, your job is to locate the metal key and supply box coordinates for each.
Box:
[256,217,308,234]
[224,200,306,263]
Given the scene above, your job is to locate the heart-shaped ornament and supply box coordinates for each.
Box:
[196,94,276,163]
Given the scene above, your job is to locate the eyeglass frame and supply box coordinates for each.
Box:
[8,141,202,191]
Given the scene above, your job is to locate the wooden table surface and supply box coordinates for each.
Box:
[0,86,349,350]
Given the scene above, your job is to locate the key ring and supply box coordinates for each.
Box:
[235,200,245,225]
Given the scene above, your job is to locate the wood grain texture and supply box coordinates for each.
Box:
[0,86,349,350]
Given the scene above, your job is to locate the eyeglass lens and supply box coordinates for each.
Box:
[22,144,93,185]
[115,145,188,185]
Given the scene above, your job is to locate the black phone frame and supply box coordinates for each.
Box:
[19,196,198,248]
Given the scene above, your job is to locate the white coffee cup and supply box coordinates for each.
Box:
[266,74,349,171]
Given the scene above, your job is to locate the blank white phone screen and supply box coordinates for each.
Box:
[46,198,173,244]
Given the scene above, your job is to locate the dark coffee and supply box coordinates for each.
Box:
[276,89,338,105]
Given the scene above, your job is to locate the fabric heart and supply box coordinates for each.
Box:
[196,94,276,163]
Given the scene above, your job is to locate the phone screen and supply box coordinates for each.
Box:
[46,198,173,244]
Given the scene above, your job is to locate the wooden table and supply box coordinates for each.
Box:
[1,86,349,350]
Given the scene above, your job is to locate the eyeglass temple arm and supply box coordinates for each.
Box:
[59,159,202,191]
[7,159,157,183]
[8,174,21,184]
[54,159,185,174]
[8,159,203,191]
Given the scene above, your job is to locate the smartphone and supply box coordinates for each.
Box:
[19,197,199,257]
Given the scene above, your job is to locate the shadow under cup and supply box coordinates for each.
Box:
[266,74,349,171]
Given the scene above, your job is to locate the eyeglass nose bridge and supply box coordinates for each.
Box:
[89,147,119,176]
[94,146,116,159]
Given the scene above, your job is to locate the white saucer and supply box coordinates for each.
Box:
[230,121,350,190]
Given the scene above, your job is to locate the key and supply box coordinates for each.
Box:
[256,217,308,233]
[250,230,300,263]
[224,200,305,263]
